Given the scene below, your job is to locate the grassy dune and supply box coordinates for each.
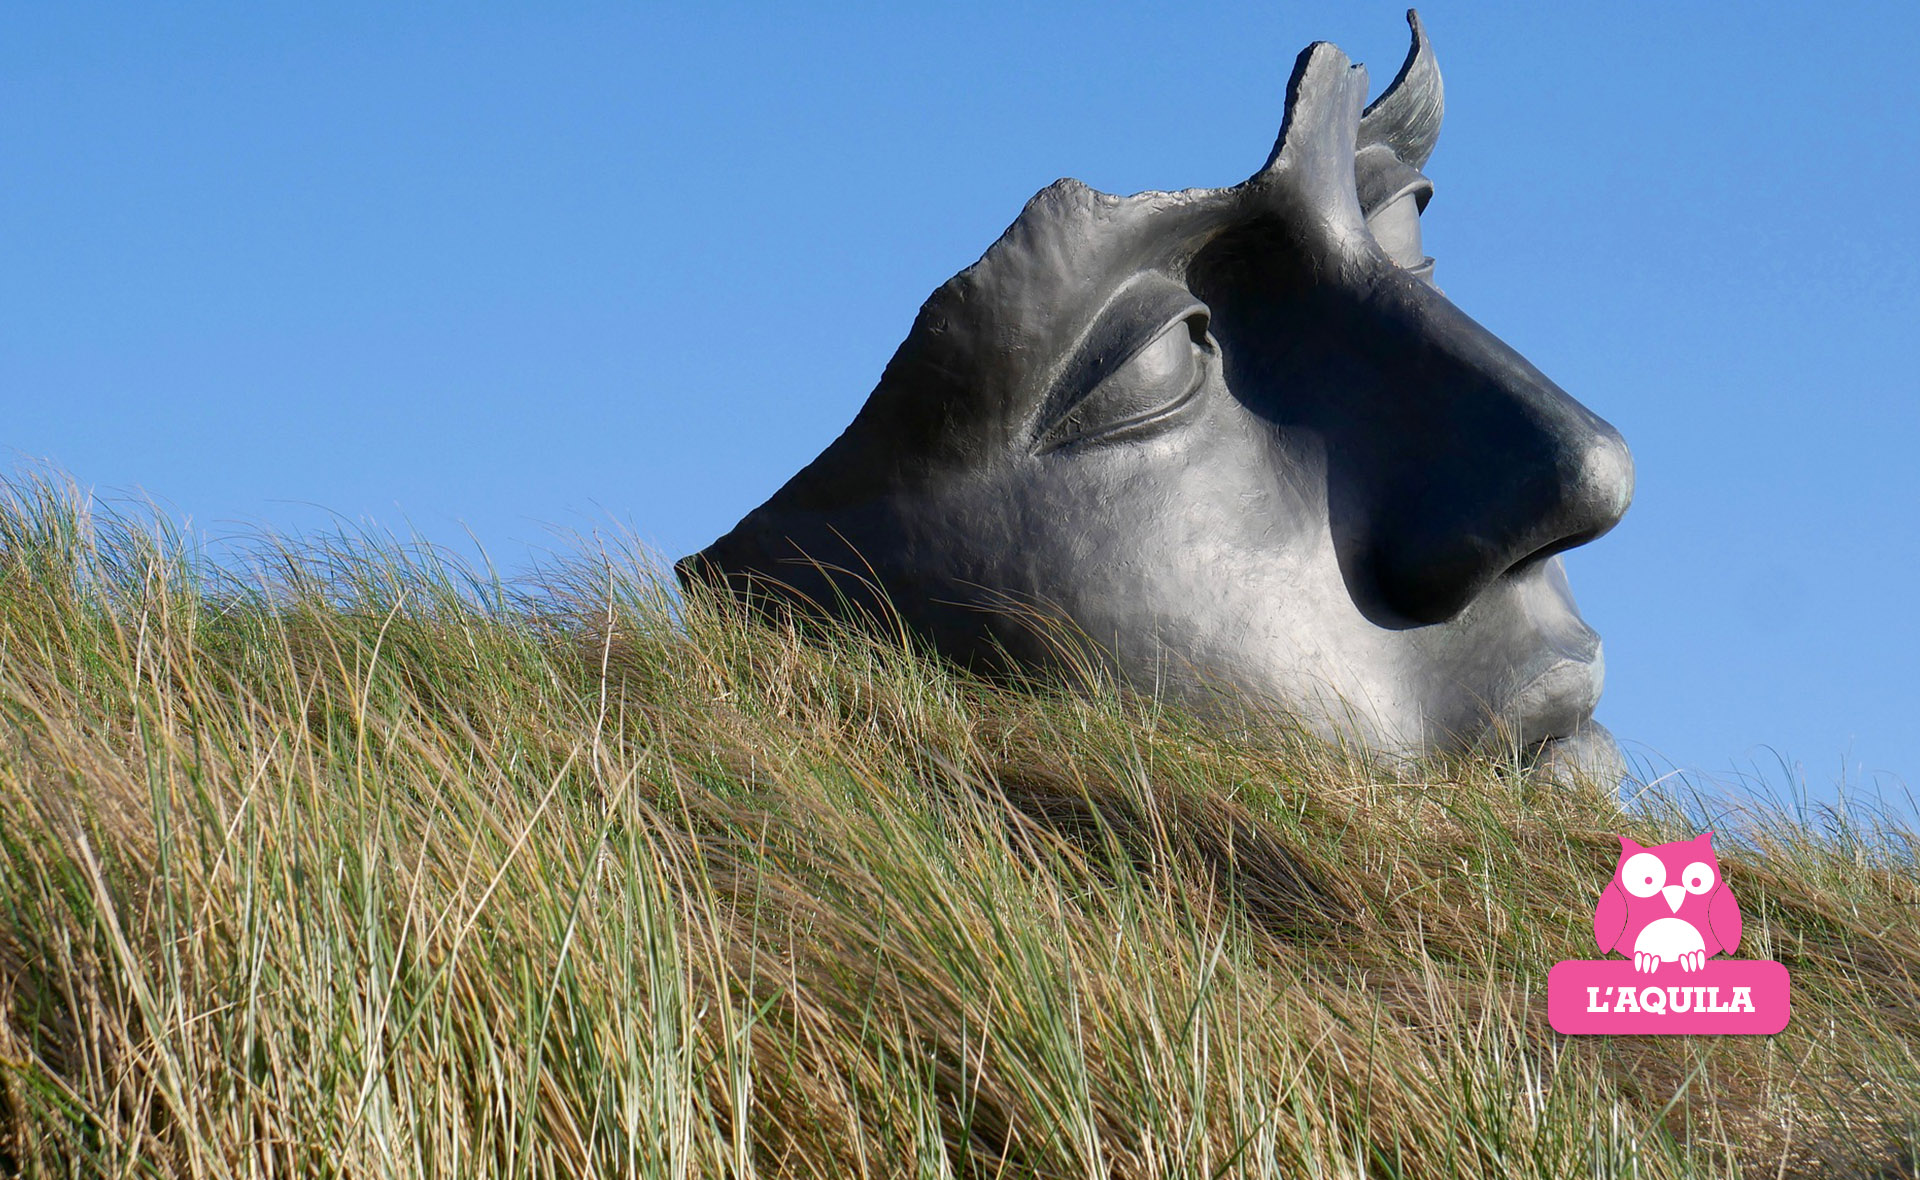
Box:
[0,476,1915,1178]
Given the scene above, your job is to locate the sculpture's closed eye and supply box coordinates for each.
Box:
[1355,143,1436,283]
[1038,312,1214,452]
[1365,193,1428,275]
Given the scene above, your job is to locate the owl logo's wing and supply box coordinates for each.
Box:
[1708,884,1743,956]
[1593,880,1629,954]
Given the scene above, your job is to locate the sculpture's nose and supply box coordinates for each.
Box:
[1357,285,1635,625]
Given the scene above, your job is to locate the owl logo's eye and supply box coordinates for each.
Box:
[1621,852,1665,898]
[1681,861,1716,895]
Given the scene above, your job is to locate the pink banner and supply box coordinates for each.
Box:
[1548,959,1790,1034]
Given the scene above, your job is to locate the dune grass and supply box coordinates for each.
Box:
[0,475,1915,1179]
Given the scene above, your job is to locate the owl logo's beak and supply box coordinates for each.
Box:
[1662,885,1685,912]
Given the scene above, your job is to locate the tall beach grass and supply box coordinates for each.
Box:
[0,474,1914,1178]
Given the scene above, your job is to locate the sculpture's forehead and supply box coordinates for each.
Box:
[942,181,1236,327]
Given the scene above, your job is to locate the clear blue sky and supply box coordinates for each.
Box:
[5,3,1916,808]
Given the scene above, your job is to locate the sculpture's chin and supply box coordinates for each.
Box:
[1527,720,1627,791]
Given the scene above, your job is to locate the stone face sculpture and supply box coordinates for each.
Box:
[679,13,1635,775]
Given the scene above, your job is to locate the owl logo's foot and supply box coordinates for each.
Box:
[1678,950,1707,972]
[1633,951,1661,974]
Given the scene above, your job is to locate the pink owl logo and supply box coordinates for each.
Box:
[1548,831,1789,1035]
[1593,832,1742,973]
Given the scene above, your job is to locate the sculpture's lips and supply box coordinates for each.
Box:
[1503,635,1604,749]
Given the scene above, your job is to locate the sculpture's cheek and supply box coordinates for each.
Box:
[948,400,1402,743]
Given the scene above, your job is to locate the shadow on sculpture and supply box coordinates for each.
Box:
[679,12,1634,779]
